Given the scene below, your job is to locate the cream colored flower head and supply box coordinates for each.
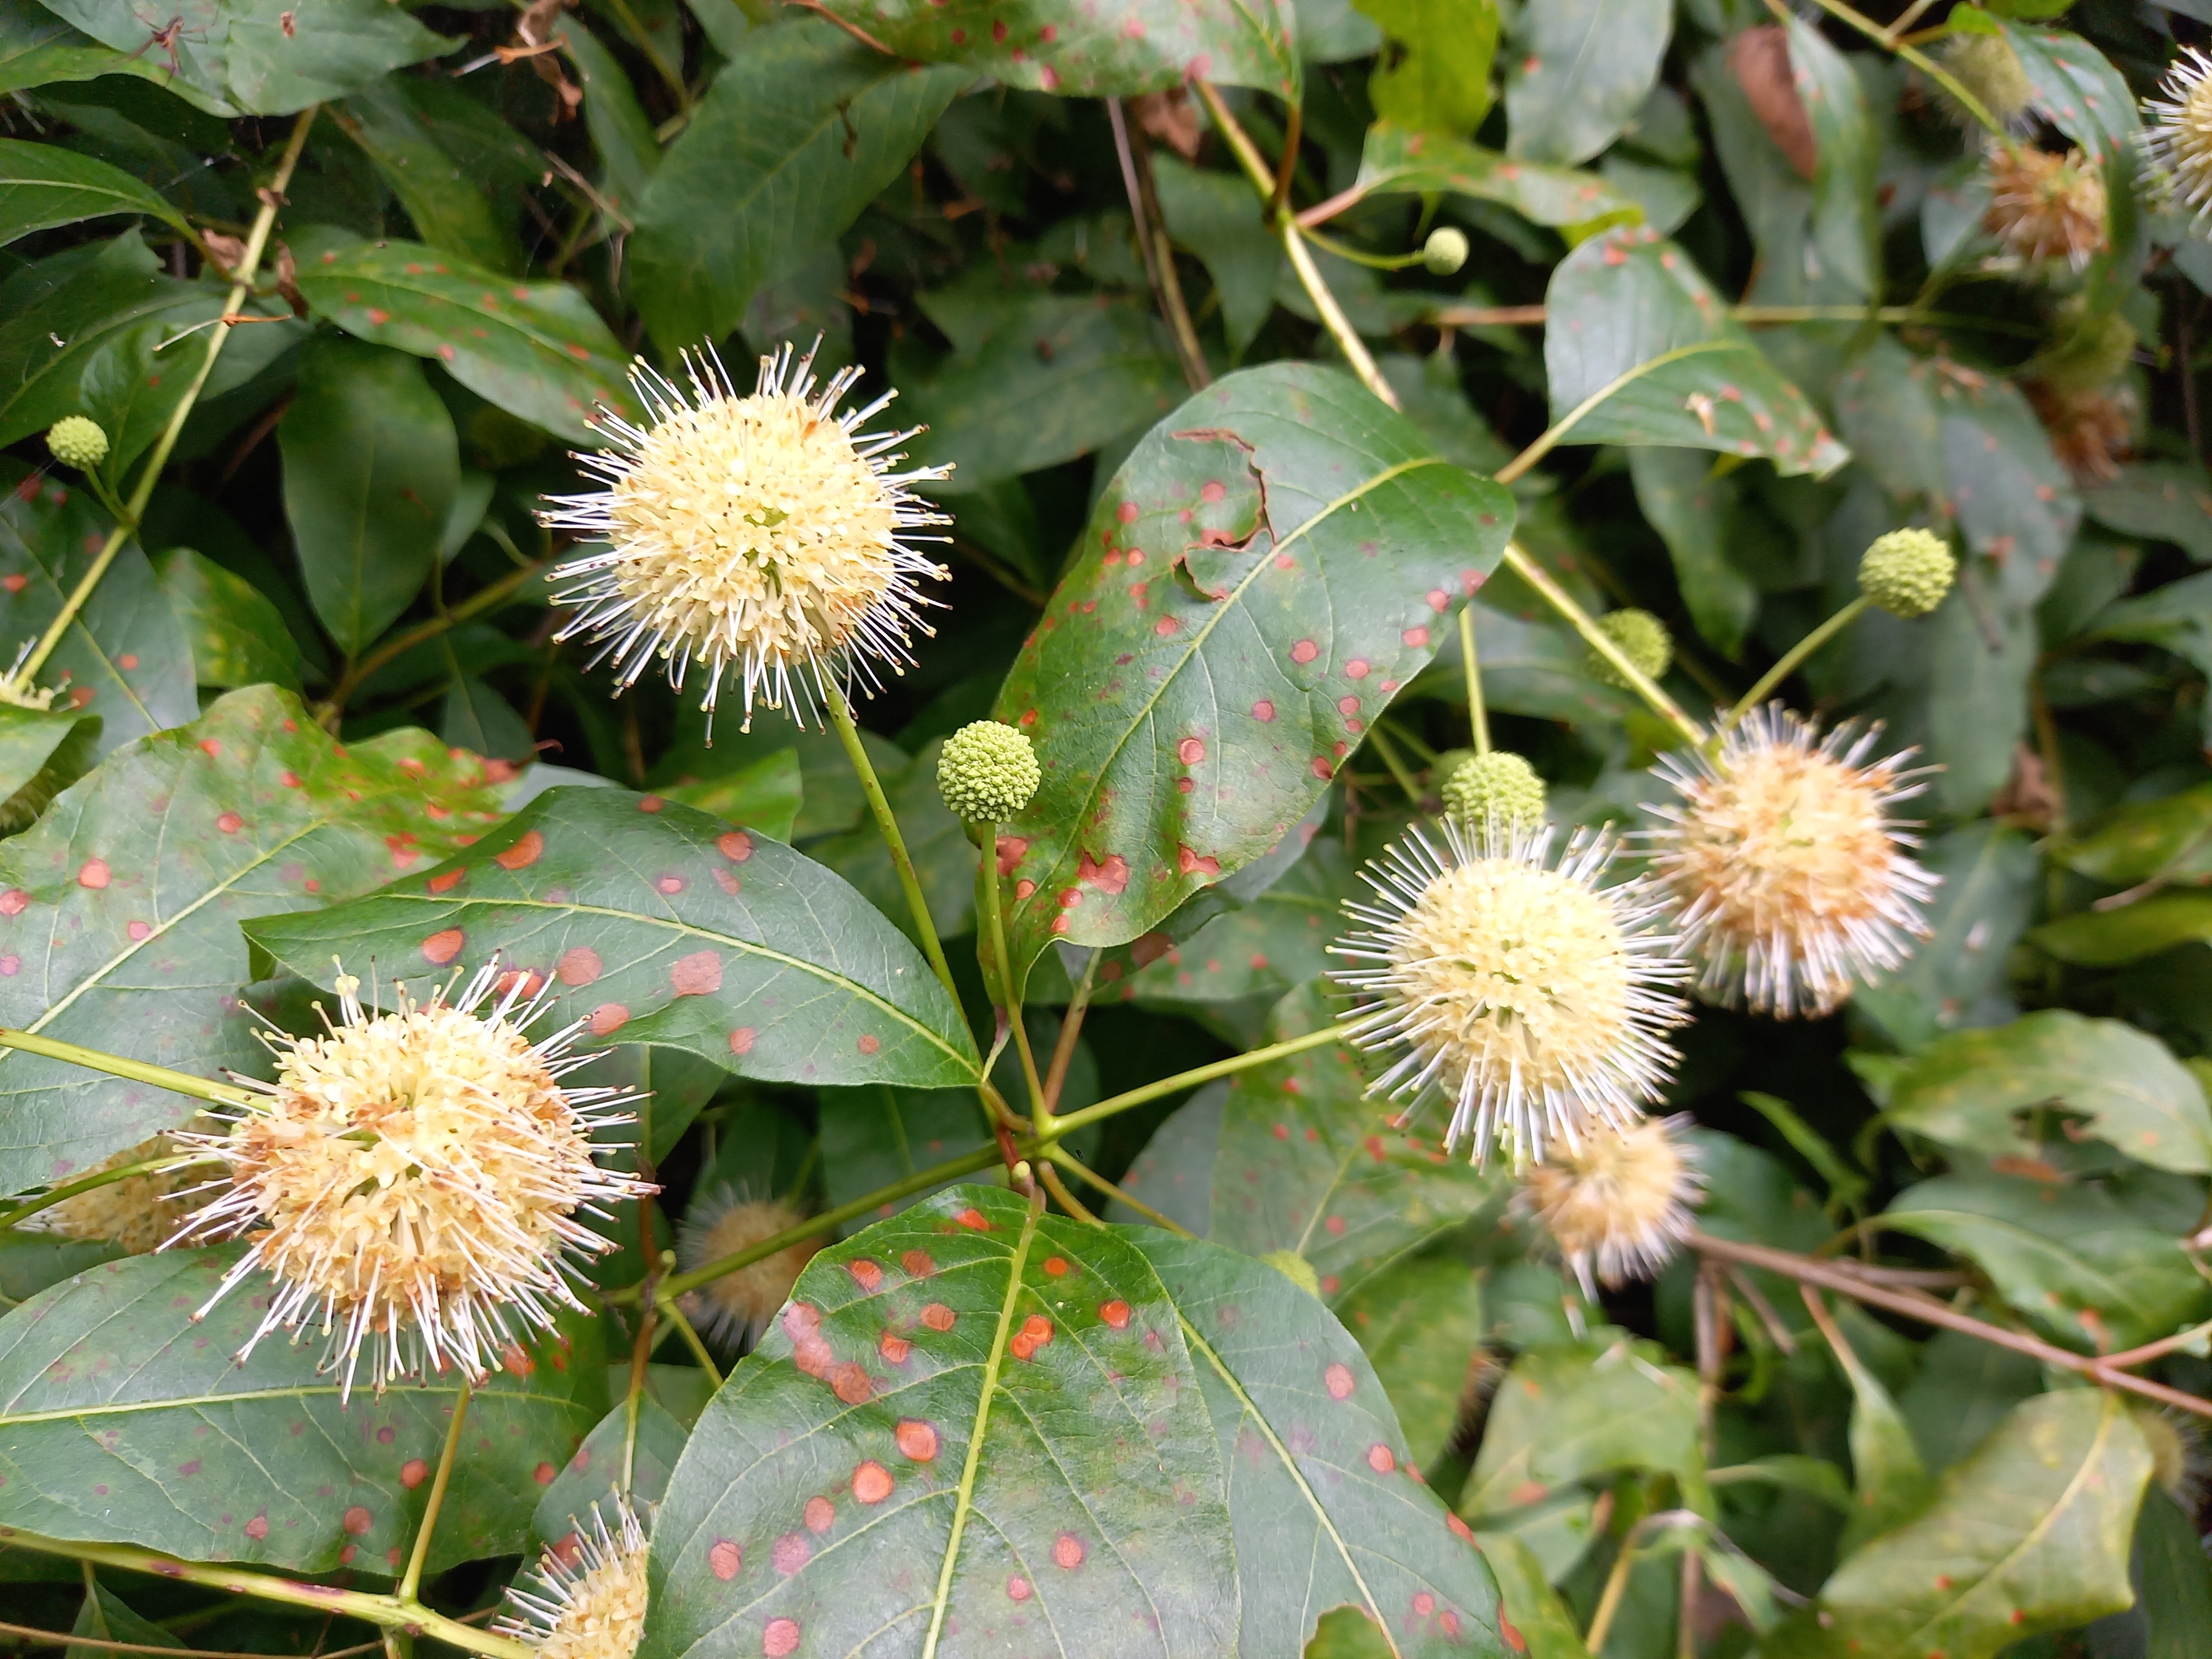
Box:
[1519,1114,1703,1297]
[1982,143,2108,269]
[1330,821,1690,1167]
[676,1183,826,1350]
[2145,47,2212,222]
[170,959,655,1400]
[543,341,952,734]
[498,1490,650,1659]
[30,1132,205,1255]
[1645,705,1937,1018]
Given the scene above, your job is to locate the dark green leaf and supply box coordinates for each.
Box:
[0,138,188,245]
[278,338,458,655]
[1356,0,1498,135]
[295,241,640,445]
[0,0,236,113]
[1303,1606,1394,1659]
[1787,15,1880,301]
[1895,1329,2044,1474]
[0,703,97,833]
[1463,1334,1708,1518]
[1504,0,1670,168]
[1625,446,1758,659]
[441,674,534,763]
[1334,1251,1481,1469]
[1851,823,2039,1052]
[1467,1530,1592,1659]
[629,22,963,352]
[2133,1487,2212,1659]
[76,309,305,482]
[2082,462,2212,565]
[1542,230,1848,474]
[331,85,520,273]
[1126,836,1357,1008]
[1881,1010,2212,1175]
[69,1583,179,1659]
[246,786,982,1092]
[1820,1313,1932,1554]
[0,684,504,1197]
[661,747,803,844]
[1349,123,1641,229]
[991,363,1513,975]
[2057,785,2212,886]
[534,1394,689,1543]
[0,1248,605,1571]
[562,22,659,221]
[818,1081,993,1233]
[152,547,301,693]
[811,738,975,949]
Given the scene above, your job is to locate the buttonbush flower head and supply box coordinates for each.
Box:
[30,1131,205,1255]
[1441,750,1547,833]
[542,341,952,734]
[497,1491,650,1659]
[1331,822,1690,1167]
[171,960,655,1400]
[676,1184,826,1350]
[936,719,1040,823]
[1422,227,1469,275]
[1519,1114,1703,1296]
[1938,32,2032,128]
[2135,1407,2209,1510]
[2145,47,2212,221]
[1587,608,1672,690]
[1858,529,1957,619]
[1645,706,1937,1018]
[1983,143,2107,269]
[45,415,108,472]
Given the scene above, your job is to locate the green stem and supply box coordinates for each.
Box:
[318,561,547,724]
[655,1292,722,1387]
[0,1150,218,1231]
[1459,601,1489,755]
[824,681,959,1007]
[1584,1539,1636,1653]
[1280,218,1399,409]
[1046,1022,1356,1142]
[0,1531,530,1659]
[1494,339,1744,487]
[9,105,319,694]
[1363,722,1423,807]
[1723,594,1870,733]
[395,1374,469,1603]
[1049,1146,1194,1237]
[0,1029,257,1110]
[1790,0,2004,136]
[970,823,1047,1123]
[1500,543,1705,748]
[1298,226,1427,271]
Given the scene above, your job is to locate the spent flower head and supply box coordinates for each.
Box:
[1587,608,1672,690]
[498,1491,650,1659]
[1645,706,1937,1017]
[1331,821,1689,1166]
[30,1132,206,1255]
[1858,529,1956,619]
[2145,47,2212,221]
[676,1185,826,1350]
[1519,1113,1703,1296]
[1983,143,2107,269]
[45,416,108,472]
[543,341,951,734]
[937,719,1040,823]
[1441,750,1546,833]
[171,960,655,1399]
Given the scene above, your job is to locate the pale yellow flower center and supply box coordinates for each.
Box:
[535,1544,649,1659]
[1523,1118,1689,1270]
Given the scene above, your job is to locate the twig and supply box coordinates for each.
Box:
[1041,950,1099,1116]
[317,561,547,722]
[1501,543,1705,747]
[1048,1146,1194,1237]
[1459,601,1488,755]
[1106,99,1209,391]
[1724,595,1870,732]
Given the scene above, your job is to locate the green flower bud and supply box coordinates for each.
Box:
[1586,609,1672,689]
[1441,750,1547,833]
[45,416,108,472]
[1858,528,1956,619]
[1938,32,2032,127]
[937,720,1040,824]
[1260,1249,1322,1298]
[1422,226,1469,275]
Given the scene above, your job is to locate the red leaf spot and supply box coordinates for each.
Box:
[1251,699,1275,723]
[709,1538,742,1579]
[1402,627,1430,647]
[857,1033,880,1055]
[367,307,390,325]
[127,920,150,942]
[77,859,109,890]
[557,947,601,985]
[1325,1363,1355,1400]
[1176,844,1220,877]
[1368,1443,1395,1473]
[1099,1299,1131,1328]
[1,954,18,974]
[1044,1255,1068,1277]
[1053,1532,1085,1569]
[428,868,465,894]
[1078,851,1130,894]
[901,1250,936,1276]
[852,1460,894,1504]
[0,575,23,593]
[879,1331,911,1364]
[719,830,753,861]
[954,1208,991,1231]
[728,1026,756,1055]
[421,928,464,964]
[1010,1313,1054,1360]
[342,1506,373,1535]
[280,770,301,787]
[588,1003,629,1035]
[1326,1214,1347,1235]
[1311,758,1334,780]
[495,830,543,869]
[1447,1512,1475,1542]
[1273,1123,1290,1140]
[921,1302,956,1332]
[657,875,685,895]
[1414,1592,1436,1617]
[638,795,663,812]
[1290,639,1319,664]
[763,1618,800,1657]
[245,1515,269,1540]
[990,17,1006,39]
[804,1496,835,1533]
[895,1419,939,1461]
[0,889,28,916]
[671,950,722,995]
[1177,737,1205,764]
[771,1532,810,1574]
[832,1363,873,1404]
[848,1259,884,1291]
[1345,659,1370,679]
[1117,501,1139,523]
[1007,1575,1032,1601]
[995,834,1029,875]
[1441,1611,1462,1638]
[400,1459,430,1489]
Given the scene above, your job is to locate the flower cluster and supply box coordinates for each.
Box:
[498,1492,650,1659]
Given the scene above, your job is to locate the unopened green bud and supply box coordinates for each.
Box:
[45,416,108,472]
[1422,226,1469,275]
[1442,751,1547,833]
[1586,609,1672,689]
[937,720,1040,823]
[1859,528,1956,619]
[1261,1249,1322,1298]
[1938,32,2032,127]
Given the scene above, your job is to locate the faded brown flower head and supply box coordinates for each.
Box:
[2025,376,2137,485]
[172,961,655,1399]
[1983,144,2108,269]
[498,1491,649,1659]
[1520,1114,1703,1296]
[31,1132,204,1255]
[677,1186,826,1349]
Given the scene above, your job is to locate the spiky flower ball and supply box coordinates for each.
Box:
[543,342,951,734]
[170,962,655,1398]
[31,1133,204,1255]
[1983,144,2107,269]
[2025,377,2137,485]
[1519,1114,1703,1296]
[1422,227,1469,275]
[676,1186,825,1349]
[1938,33,2032,128]
[1587,609,1672,690]
[1645,706,1937,1017]
[2145,47,2212,221]
[1331,822,1689,1166]
[937,720,1040,823]
[45,416,107,472]
[2134,1408,2208,1510]
[1441,751,1547,833]
[1858,529,1956,619]
[497,1491,649,1659]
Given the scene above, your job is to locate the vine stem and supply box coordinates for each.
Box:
[1722,594,1869,733]
[395,1374,471,1603]
[823,681,959,1006]
[0,1150,218,1230]
[1459,602,1488,755]
[8,104,319,695]
[0,1029,257,1109]
[0,1530,531,1659]
[1499,544,1705,748]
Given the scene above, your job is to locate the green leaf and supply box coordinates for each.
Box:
[2032,893,2212,967]
[562,22,659,221]
[818,1081,993,1231]
[441,674,533,764]
[0,1248,606,1571]
[1998,21,2138,158]
[1738,1092,1867,1215]
[1304,1607,1394,1659]
[152,547,301,693]
[1786,14,1880,302]
[991,363,1514,975]
[2057,784,2212,886]
[1355,0,1498,135]
[1468,1530,1592,1659]
[1772,1390,2151,1659]
[0,138,188,245]
[0,0,237,114]
[331,84,521,273]
[2133,1486,2212,1659]
[1818,1317,1932,1554]
[1334,1251,1481,1469]
[2082,462,2212,565]
[1463,1334,1709,1519]
[1504,0,1670,168]
[1349,123,1641,230]
[1894,1331,2043,1475]
[0,684,504,1196]
[629,21,964,352]
[294,240,640,446]
[1884,1166,2212,1353]
[244,786,983,1091]
[1940,385,2079,612]
[1851,823,2039,1052]
[1542,230,1848,475]
[278,338,458,655]
[1126,835,1358,1008]
[534,1394,690,1542]
[0,703,97,833]
[69,1582,179,1659]
[28,0,453,116]
[660,746,803,844]
[74,311,292,483]
[1880,1009,2212,1175]
[808,0,1299,100]
[639,1183,1242,1659]
[1152,158,1281,361]
[1625,447,1758,659]
[0,465,195,758]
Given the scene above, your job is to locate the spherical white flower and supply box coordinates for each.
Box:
[1519,1114,1703,1296]
[498,1491,650,1659]
[2145,47,2212,221]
